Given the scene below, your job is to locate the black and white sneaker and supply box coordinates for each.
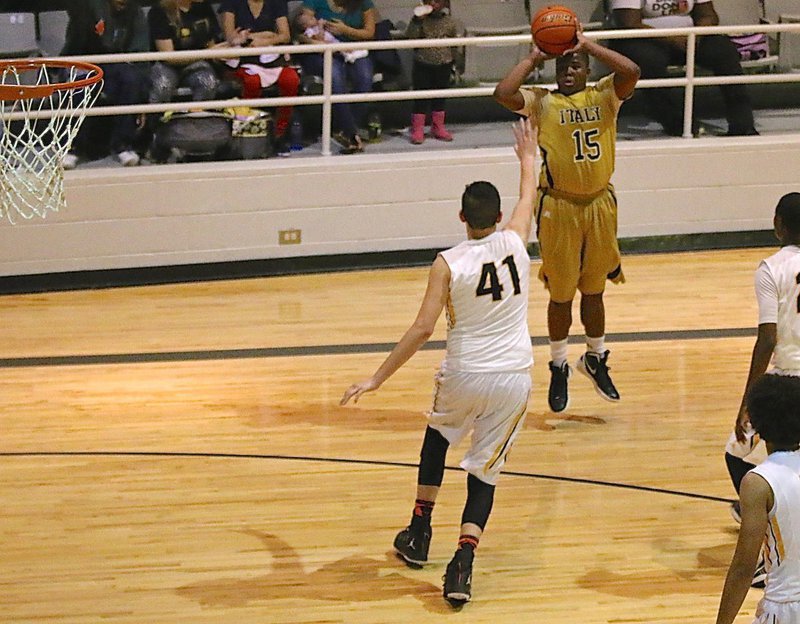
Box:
[576,350,620,402]
[273,135,290,157]
[443,549,473,604]
[548,361,571,413]
[393,522,431,568]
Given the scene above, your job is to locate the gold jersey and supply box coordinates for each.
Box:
[519,74,623,197]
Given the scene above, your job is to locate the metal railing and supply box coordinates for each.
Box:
[6,21,800,154]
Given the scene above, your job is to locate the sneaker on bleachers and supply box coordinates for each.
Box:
[274,136,290,157]
[332,131,363,155]
[117,150,140,167]
[62,152,78,170]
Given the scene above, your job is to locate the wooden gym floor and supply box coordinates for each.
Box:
[0,247,771,623]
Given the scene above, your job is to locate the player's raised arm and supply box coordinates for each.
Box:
[493,46,550,113]
[503,118,538,244]
[566,27,640,100]
[340,255,450,405]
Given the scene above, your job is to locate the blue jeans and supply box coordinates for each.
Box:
[302,53,373,136]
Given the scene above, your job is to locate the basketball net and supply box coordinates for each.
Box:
[0,61,103,225]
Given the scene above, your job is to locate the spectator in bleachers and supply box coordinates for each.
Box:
[218,0,300,156]
[148,0,228,103]
[294,5,368,62]
[61,0,150,168]
[405,0,463,145]
[610,0,758,136]
[297,0,377,154]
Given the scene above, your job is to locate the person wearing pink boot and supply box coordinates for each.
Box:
[405,0,463,144]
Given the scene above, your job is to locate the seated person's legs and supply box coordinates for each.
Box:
[330,57,359,139]
[696,34,756,135]
[346,55,374,130]
[274,66,300,140]
[182,60,220,101]
[347,54,374,92]
[612,38,684,135]
[103,63,148,162]
[302,54,356,133]
[149,62,180,103]
[234,67,263,99]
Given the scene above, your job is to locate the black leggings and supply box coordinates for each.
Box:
[412,60,453,115]
[418,426,449,486]
[612,34,755,135]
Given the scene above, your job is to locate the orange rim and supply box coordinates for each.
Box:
[0,59,103,101]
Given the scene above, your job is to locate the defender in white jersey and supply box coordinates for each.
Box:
[341,119,537,606]
[726,193,800,541]
[716,374,800,624]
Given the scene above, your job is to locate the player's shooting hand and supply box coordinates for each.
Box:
[563,21,588,55]
[512,117,537,163]
[527,45,554,66]
[340,378,380,405]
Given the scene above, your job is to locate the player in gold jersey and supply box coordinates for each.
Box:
[494,26,639,413]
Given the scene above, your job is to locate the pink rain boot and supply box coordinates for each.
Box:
[431,110,453,141]
[410,113,426,144]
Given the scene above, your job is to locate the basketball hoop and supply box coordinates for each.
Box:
[0,59,103,224]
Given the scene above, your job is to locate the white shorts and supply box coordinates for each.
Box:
[725,422,768,465]
[427,368,531,485]
[755,597,800,624]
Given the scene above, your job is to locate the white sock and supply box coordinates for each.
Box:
[586,335,605,355]
[549,339,569,366]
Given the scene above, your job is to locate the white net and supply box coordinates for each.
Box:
[0,61,103,225]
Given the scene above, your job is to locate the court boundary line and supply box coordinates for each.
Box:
[0,327,756,368]
[0,450,735,504]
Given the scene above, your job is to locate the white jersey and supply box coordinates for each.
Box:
[610,0,711,28]
[752,451,800,604]
[439,229,533,373]
[756,246,800,372]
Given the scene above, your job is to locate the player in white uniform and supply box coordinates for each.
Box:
[715,374,800,624]
[340,119,537,606]
[726,193,800,502]
[725,192,800,586]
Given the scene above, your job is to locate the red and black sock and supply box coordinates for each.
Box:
[457,534,479,553]
[413,499,435,522]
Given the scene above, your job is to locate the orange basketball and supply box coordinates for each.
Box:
[531,5,578,56]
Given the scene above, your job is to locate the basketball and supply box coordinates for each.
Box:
[531,5,578,56]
